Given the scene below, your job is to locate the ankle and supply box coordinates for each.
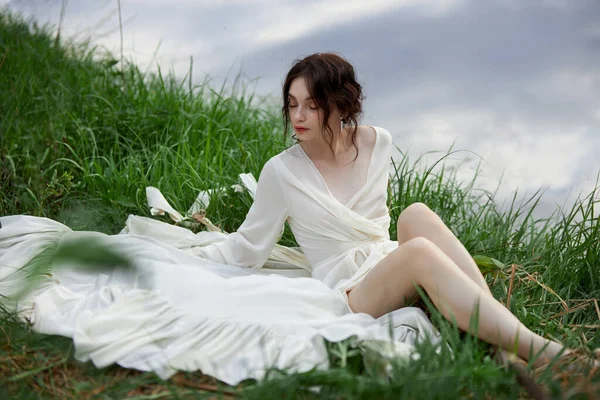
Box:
[522,340,567,368]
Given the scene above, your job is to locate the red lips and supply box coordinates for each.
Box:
[294,126,308,131]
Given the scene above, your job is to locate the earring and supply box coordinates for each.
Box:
[340,117,344,133]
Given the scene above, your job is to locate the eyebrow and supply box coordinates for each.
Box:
[288,94,314,102]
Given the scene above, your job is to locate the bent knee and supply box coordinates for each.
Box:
[398,201,433,224]
[397,202,435,239]
[400,236,437,254]
[390,237,443,276]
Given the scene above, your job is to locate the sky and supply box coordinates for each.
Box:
[4,0,600,219]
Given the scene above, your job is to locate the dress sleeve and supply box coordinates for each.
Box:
[194,158,288,269]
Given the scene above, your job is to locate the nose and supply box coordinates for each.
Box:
[292,106,306,120]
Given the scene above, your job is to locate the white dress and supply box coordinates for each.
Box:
[0,126,444,385]
[194,126,399,303]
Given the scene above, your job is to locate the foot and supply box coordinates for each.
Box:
[534,347,600,374]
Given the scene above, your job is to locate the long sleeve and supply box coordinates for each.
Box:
[194,157,289,269]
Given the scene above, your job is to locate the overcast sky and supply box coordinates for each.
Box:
[4,0,600,219]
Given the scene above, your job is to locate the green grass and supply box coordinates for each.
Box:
[1,9,599,399]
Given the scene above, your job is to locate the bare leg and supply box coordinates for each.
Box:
[396,202,490,293]
[396,203,523,366]
[347,237,567,368]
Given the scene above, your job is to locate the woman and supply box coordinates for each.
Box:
[189,52,591,370]
[275,52,578,369]
[0,52,594,386]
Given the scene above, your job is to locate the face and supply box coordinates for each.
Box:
[288,77,342,142]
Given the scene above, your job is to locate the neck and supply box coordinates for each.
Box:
[300,126,354,161]
[332,126,352,156]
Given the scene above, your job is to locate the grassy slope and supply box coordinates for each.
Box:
[1,10,599,399]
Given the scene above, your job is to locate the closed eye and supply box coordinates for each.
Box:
[289,105,317,110]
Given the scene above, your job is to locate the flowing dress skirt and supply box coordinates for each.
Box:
[0,213,444,385]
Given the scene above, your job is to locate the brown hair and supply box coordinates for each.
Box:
[281,52,366,163]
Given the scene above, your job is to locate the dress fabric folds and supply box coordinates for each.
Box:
[0,126,445,385]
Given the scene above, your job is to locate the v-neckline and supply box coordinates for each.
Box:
[297,126,379,208]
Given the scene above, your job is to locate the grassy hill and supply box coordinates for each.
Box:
[1,10,599,399]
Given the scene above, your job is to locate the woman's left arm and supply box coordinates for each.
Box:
[194,157,289,269]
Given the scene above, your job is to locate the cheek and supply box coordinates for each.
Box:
[325,112,338,128]
[315,109,325,122]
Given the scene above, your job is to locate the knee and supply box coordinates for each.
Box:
[396,202,435,241]
[393,237,446,279]
[395,236,439,267]
[398,202,434,226]
[402,236,437,253]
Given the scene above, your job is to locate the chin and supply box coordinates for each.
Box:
[299,133,317,141]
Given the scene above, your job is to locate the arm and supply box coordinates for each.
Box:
[194,158,288,269]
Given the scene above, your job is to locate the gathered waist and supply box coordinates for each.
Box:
[310,237,387,269]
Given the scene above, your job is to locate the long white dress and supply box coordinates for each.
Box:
[0,126,445,385]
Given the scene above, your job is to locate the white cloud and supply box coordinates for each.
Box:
[526,68,600,105]
[249,0,465,48]
[6,0,600,218]
[387,109,596,205]
[495,0,583,11]
[6,0,468,79]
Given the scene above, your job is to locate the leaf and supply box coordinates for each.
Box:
[54,237,134,269]
[6,244,58,301]
[104,59,119,68]
[112,197,137,208]
[7,237,135,303]
[472,255,504,276]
